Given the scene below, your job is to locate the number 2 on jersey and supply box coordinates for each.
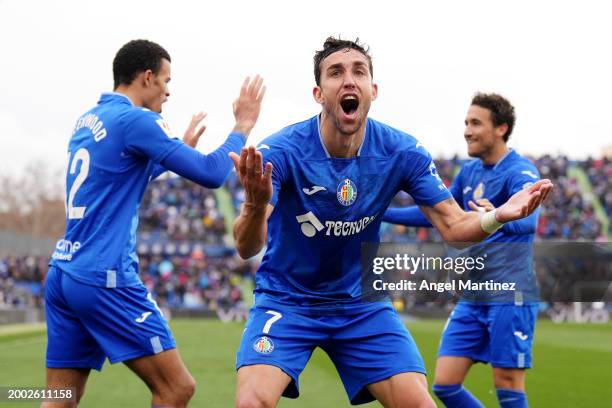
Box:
[67,148,90,219]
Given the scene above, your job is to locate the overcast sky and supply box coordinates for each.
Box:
[1,0,610,179]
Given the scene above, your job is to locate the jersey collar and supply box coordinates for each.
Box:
[99,92,135,106]
[492,148,517,171]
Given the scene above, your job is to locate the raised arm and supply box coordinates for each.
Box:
[145,76,266,186]
[420,179,552,244]
[231,146,274,259]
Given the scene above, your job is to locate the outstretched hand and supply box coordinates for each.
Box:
[232,75,266,139]
[495,179,553,223]
[467,198,495,212]
[229,146,273,209]
[183,111,207,148]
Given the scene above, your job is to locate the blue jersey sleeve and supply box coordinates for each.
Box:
[401,149,452,207]
[501,163,541,235]
[382,206,432,227]
[123,110,183,163]
[160,133,245,189]
[150,164,167,180]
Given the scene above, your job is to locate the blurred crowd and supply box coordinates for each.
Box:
[581,156,612,235]
[0,256,45,308]
[382,155,608,242]
[139,177,226,245]
[2,154,610,311]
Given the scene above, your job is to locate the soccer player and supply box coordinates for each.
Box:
[383,93,540,408]
[230,37,551,408]
[43,39,265,408]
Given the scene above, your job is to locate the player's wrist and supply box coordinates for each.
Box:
[243,200,268,213]
[479,209,505,234]
[232,122,254,139]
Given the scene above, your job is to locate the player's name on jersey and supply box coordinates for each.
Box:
[73,113,107,142]
[372,279,517,293]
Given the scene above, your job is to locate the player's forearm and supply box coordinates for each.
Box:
[233,204,268,259]
[161,132,245,188]
[422,200,491,246]
[441,211,490,244]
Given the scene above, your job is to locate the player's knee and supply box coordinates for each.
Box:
[493,369,524,390]
[405,393,437,408]
[174,375,196,403]
[418,398,437,408]
[155,375,196,406]
[235,389,275,408]
[393,394,437,408]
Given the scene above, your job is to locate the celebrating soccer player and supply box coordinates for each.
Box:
[384,93,540,407]
[230,37,551,408]
[43,39,264,407]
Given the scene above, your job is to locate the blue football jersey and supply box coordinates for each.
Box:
[449,150,541,301]
[50,93,183,287]
[256,115,451,311]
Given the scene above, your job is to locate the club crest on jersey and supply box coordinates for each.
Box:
[253,336,274,354]
[337,179,357,206]
[473,182,485,200]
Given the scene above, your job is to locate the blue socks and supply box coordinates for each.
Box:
[496,388,528,408]
[432,384,485,408]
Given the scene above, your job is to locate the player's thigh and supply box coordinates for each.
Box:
[367,372,435,408]
[488,304,538,369]
[235,364,292,408]
[236,305,321,399]
[438,303,489,363]
[45,267,105,371]
[41,368,90,408]
[433,356,474,385]
[325,305,426,405]
[62,274,177,364]
[124,348,194,394]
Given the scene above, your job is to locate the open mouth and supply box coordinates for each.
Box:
[340,95,359,115]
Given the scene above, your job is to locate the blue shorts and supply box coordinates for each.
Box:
[438,302,538,368]
[45,266,176,370]
[236,300,426,405]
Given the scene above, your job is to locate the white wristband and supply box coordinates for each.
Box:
[480,209,504,234]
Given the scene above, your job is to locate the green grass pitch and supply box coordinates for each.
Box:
[1,319,611,407]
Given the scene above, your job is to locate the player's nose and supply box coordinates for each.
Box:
[343,73,356,88]
[464,127,472,139]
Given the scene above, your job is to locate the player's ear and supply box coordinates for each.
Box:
[142,69,154,87]
[496,123,508,140]
[371,83,378,101]
[313,86,323,104]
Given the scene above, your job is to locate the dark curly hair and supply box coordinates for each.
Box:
[113,39,171,90]
[313,36,372,86]
[471,92,516,142]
